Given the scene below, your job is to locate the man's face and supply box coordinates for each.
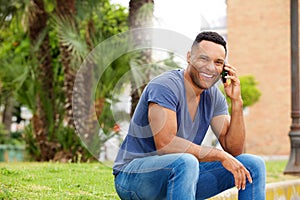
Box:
[187,40,226,90]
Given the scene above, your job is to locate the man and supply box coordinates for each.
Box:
[113,31,266,199]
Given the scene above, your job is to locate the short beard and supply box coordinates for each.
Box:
[189,70,208,90]
[189,69,220,90]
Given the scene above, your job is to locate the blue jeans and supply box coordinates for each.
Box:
[114,153,266,200]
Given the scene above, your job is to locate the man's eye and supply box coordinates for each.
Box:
[199,56,210,62]
[215,61,224,66]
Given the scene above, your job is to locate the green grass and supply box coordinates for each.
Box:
[0,162,119,200]
[0,160,298,199]
[265,160,298,183]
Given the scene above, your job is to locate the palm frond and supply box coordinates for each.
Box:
[51,14,88,63]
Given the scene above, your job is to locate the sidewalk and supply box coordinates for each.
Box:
[260,155,289,161]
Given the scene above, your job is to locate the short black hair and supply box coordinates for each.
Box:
[192,31,227,55]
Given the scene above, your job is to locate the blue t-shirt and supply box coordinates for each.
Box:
[113,69,228,175]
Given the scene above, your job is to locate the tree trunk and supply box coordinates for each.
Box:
[2,95,13,137]
[73,16,95,142]
[56,0,76,128]
[28,0,57,161]
[129,0,154,117]
[2,95,14,139]
[129,0,154,28]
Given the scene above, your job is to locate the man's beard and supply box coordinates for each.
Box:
[189,70,221,90]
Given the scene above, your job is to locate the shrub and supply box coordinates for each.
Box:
[220,75,262,110]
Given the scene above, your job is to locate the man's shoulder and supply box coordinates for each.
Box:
[149,69,183,88]
[142,69,183,110]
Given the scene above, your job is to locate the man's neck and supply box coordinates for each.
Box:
[183,69,204,98]
[183,69,202,122]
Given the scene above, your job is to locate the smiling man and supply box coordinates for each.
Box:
[113,31,266,200]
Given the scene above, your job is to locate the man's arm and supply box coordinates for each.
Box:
[148,102,252,190]
[227,98,245,155]
[211,64,245,156]
[211,99,245,156]
[149,102,223,162]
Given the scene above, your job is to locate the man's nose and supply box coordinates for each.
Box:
[207,62,218,72]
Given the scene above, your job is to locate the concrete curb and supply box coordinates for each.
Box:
[266,179,300,200]
[209,180,300,200]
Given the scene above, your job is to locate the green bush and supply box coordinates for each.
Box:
[220,75,261,110]
[240,75,262,107]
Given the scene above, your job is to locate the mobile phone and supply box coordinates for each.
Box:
[221,64,228,83]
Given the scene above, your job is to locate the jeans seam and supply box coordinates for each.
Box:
[169,168,175,200]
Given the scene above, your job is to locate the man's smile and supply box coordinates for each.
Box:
[200,72,214,78]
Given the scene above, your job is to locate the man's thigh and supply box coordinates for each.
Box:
[114,154,184,200]
[114,153,198,200]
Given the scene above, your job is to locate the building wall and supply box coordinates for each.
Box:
[227,0,295,155]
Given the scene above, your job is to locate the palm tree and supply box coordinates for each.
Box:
[128,0,154,117]
[28,0,58,161]
[0,0,129,161]
[55,0,76,128]
[53,0,130,160]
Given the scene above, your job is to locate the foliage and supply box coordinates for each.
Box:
[23,124,41,161]
[0,123,8,144]
[239,75,262,107]
[0,0,129,161]
[0,122,24,145]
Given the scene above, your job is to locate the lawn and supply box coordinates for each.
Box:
[0,162,118,200]
[0,160,298,199]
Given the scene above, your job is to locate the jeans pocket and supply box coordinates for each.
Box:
[115,184,141,200]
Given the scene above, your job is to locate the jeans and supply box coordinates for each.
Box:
[114,153,266,200]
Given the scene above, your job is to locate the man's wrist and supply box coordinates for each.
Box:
[199,146,225,162]
[231,97,243,109]
[216,149,227,161]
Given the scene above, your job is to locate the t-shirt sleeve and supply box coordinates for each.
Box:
[211,86,229,117]
[146,83,178,111]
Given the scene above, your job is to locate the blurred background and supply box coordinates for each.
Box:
[0,0,295,162]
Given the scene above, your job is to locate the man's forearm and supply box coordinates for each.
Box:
[156,136,225,162]
[225,98,245,156]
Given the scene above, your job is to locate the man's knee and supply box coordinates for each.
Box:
[170,153,199,179]
[236,154,266,179]
[176,153,199,169]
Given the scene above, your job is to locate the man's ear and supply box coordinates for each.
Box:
[187,51,191,64]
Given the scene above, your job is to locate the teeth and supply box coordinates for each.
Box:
[201,73,213,78]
